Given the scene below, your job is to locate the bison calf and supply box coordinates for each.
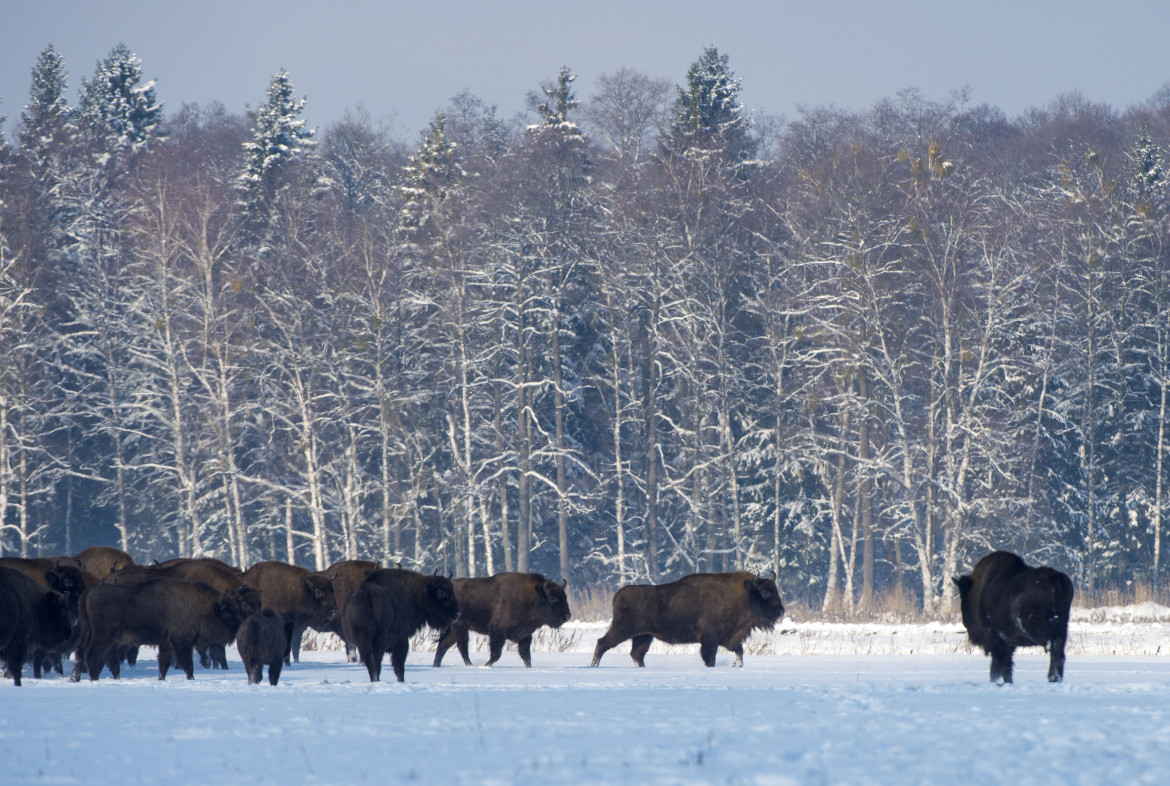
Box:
[592,571,785,668]
[953,550,1074,684]
[433,572,571,668]
[237,609,287,685]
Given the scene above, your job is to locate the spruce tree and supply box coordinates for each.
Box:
[19,44,72,152]
[78,43,161,158]
[667,46,752,161]
[236,69,315,226]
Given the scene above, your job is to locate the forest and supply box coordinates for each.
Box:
[0,43,1168,614]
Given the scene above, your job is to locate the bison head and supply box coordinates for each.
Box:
[302,573,338,624]
[422,575,461,633]
[211,591,247,638]
[745,575,785,629]
[535,579,572,628]
[952,575,974,630]
[236,584,263,616]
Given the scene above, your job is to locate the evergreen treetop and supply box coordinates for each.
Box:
[79,43,162,157]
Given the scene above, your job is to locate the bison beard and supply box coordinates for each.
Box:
[591,571,785,668]
[341,569,460,682]
[433,572,571,668]
[953,550,1074,684]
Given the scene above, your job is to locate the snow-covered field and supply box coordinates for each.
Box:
[5,607,1170,785]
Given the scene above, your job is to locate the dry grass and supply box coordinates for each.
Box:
[1074,582,1170,610]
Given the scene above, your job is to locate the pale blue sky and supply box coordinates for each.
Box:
[3,0,1168,139]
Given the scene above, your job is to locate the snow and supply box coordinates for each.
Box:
[6,610,1170,785]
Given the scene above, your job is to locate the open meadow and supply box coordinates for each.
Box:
[3,605,1170,785]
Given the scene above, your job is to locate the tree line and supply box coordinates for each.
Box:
[1,44,1168,614]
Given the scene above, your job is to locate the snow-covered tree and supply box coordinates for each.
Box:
[78,43,161,159]
[236,69,315,227]
[667,47,752,161]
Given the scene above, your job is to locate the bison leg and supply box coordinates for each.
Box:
[5,643,26,686]
[390,639,408,682]
[281,620,297,665]
[485,632,507,667]
[988,643,1014,684]
[158,644,173,680]
[84,642,108,681]
[198,646,211,669]
[359,647,380,682]
[630,634,653,668]
[212,644,229,670]
[730,644,745,668]
[345,642,358,664]
[517,635,533,668]
[177,646,196,680]
[288,624,307,664]
[432,627,456,667]
[455,626,472,666]
[699,637,718,668]
[1047,637,1066,683]
[268,658,283,686]
[591,627,630,667]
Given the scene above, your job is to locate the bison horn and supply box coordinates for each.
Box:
[330,572,339,582]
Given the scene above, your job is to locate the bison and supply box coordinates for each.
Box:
[293,559,379,663]
[237,609,287,685]
[74,546,135,578]
[0,558,94,677]
[591,571,785,668]
[0,556,97,613]
[241,561,337,663]
[343,568,460,682]
[73,578,246,681]
[0,566,74,685]
[953,550,1074,684]
[433,572,571,668]
[100,558,260,669]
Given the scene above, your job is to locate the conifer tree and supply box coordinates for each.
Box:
[236,69,315,226]
[19,44,72,153]
[78,43,161,158]
[667,46,752,161]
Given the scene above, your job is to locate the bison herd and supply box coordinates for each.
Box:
[0,548,1073,687]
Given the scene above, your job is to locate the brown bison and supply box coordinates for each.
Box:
[953,550,1074,683]
[237,609,287,685]
[101,558,260,669]
[294,559,379,663]
[241,561,338,663]
[74,546,135,577]
[0,557,95,676]
[0,556,98,610]
[433,572,571,668]
[343,568,460,682]
[591,571,785,668]
[74,578,246,681]
[0,566,74,685]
